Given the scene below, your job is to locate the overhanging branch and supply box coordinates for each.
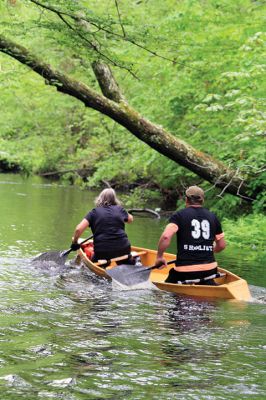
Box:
[0,34,255,200]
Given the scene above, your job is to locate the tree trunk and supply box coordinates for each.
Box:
[0,35,254,200]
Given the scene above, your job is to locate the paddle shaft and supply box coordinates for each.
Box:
[105,259,177,286]
[146,259,176,271]
[61,235,93,257]
[97,254,132,265]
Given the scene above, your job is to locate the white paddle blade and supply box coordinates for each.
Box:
[106,264,152,286]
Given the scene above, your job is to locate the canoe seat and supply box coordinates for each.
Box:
[96,251,147,267]
[177,272,226,285]
[131,251,147,258]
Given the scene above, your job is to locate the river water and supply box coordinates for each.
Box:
[0,174,265,399]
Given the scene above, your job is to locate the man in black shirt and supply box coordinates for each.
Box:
[155,186,226,283]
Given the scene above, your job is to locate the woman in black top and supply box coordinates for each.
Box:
[71,188,133,263]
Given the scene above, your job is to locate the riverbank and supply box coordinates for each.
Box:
[0,172,265,255]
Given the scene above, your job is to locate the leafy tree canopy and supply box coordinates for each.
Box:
[0,0,265,214]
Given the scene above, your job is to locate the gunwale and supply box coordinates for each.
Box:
[78,244,251,301]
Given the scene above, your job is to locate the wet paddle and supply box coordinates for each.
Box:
[32,235,93,264]
[106,259,176,286]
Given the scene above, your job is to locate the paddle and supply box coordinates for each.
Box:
[106,259,176,286]
[32,235,93,264]
[175,272,225,285]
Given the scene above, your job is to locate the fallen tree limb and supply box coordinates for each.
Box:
[128,208,161,218]
[0,35,258,201]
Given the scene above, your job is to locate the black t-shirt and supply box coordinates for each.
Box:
[169,206,223,266]
[85,205,131,254]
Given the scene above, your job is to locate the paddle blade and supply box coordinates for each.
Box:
[32,251,68,265]
[106,264,153,286]
[106,259,176,286]
[32,235,93,265]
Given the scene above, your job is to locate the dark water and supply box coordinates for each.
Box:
[0,174,265,399]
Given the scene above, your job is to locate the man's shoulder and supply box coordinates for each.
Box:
[175,206,217,218]
[170,208,186,219]
[201,207,218,218]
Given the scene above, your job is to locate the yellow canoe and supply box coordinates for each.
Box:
[78,244,251,301]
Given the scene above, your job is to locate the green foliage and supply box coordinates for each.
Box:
[121,187,161,209]
[0,0,265,216]
[223,214,266,250]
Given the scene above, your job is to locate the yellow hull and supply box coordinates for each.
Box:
[79,244,251,301]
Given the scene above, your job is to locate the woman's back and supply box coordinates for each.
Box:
[85,205,129,241]
[71,188,133,262]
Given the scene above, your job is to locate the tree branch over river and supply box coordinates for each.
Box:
[0,35,260,201]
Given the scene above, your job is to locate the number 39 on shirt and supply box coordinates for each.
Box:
[191,219,210,239]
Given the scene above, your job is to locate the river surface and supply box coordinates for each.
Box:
[0,174,265,399]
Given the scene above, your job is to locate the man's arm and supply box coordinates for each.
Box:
[214,233,226,253]
[155,223,178,266]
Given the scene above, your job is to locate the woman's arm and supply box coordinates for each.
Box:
[72,218,89,243]
[127,213,134,223]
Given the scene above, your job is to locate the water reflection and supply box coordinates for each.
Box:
[165,295,217,333]
[0,252,265,400]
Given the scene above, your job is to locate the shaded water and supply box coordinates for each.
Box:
[0,174,265,399]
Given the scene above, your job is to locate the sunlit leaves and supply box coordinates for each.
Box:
[0,0,265,213]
